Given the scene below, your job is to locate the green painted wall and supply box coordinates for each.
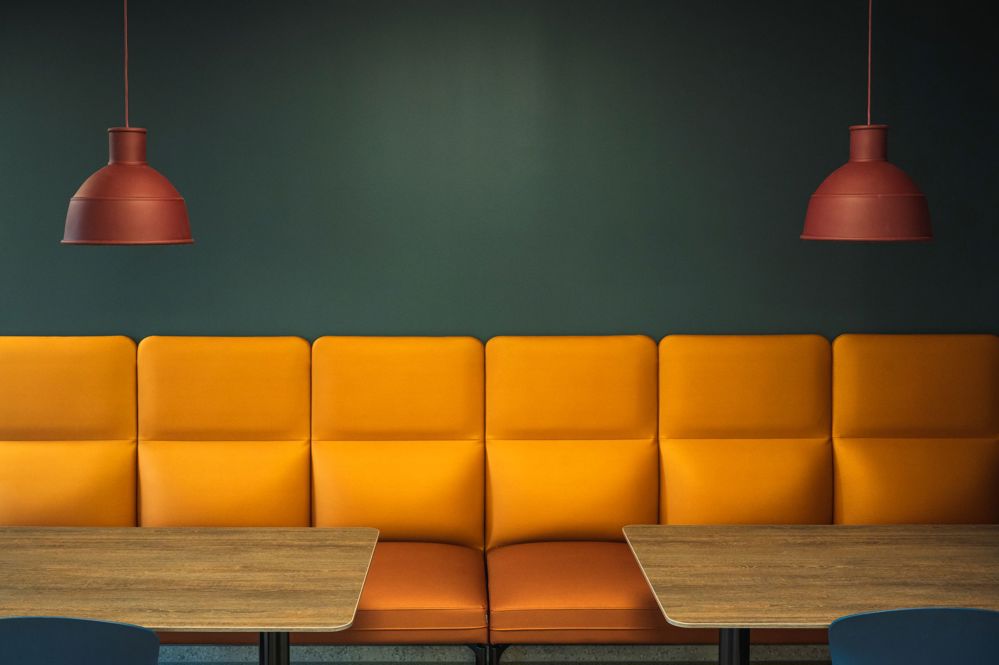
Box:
[1,0,995,339]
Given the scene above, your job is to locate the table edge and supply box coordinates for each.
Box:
[0,526,380,633]
[621,524,999,630]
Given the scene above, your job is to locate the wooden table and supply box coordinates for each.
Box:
[0,527,378,665]
[624,524,999,665]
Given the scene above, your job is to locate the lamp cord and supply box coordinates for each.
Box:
[866,0,872,126]
[124,0,129,127]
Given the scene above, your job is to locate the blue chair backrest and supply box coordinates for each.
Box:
[0,617,159,665]
[830,607,999,665]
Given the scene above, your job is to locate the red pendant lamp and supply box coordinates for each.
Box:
[63,0,192,245]
[801,0,930,241]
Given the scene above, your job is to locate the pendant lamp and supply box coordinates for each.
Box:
[801,0,930,241]
[63,0,192,244]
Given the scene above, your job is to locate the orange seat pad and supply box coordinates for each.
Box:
[487,541,707,644]
[311,541,487,644]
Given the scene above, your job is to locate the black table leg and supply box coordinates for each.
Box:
[259,631,290,665]
[719,628,750,665]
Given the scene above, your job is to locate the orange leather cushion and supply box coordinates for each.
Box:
[485,336,658,549]
[487,336,657,441]
[487,541,709,644]
[833,334,999,439]
[833,335,999,524]
[319,541,487,643]
[660,335,830,439]
[659,335,832,524]
[139,441,310,527]
[312,337,482,440]
[834,438,999,524]
[138,337,310,526]
[312,337,484,548]
[138,336,310,441]
[313,441,482,546]
[0,336,136,440]
[662,439,831,524]
[0,336,136,526]
[488,438,658,546]
[0,441,136,526]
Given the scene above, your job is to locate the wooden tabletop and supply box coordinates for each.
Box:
[624,524,999,629]
[0,527,378,632]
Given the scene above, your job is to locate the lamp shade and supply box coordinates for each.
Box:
[801,125,931,241]
[63,128,192,245]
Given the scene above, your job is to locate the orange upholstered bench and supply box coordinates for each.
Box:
[0,332,995,663]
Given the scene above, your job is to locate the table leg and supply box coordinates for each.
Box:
[259,631,290,665]
[719,628,750,665]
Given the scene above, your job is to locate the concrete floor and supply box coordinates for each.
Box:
[159,644,831,664]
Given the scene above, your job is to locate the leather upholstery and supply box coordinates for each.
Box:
[832,334,999,524]
[311,337,487,643]
[312,336,484,548]
[487,541,708,644]
[137,336,311,526]
[485,336,661,643]
[0,336,136,526]
[303,542,487,644]
[3,332,997,649]
[659,335,832,524]
[485,335,658,549]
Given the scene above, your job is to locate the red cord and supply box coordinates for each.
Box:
[124,0,129,127]
[866,0,872,126]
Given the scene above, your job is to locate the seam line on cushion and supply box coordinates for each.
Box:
[313,438,483,443]
[489,626,662,632]
[357,607,486,612]
[831,435,998,439]
[489,609,662,613]
[661,436,831,441]
[485,437,656,442]
[138,439,310,443]
[0,437,138,443]
[346,625,488,632]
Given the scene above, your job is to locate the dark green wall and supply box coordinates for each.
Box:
[1,0,996,339]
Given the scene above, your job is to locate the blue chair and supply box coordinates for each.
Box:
[0,617,159,665]
[830,607,999,665]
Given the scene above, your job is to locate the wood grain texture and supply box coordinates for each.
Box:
[0,527,378,632]
[624,524,999,629]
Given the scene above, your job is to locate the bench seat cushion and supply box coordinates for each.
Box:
[487,541,706,644]
[315,541,487,644]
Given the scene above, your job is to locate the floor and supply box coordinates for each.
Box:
[159,644,831,664]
